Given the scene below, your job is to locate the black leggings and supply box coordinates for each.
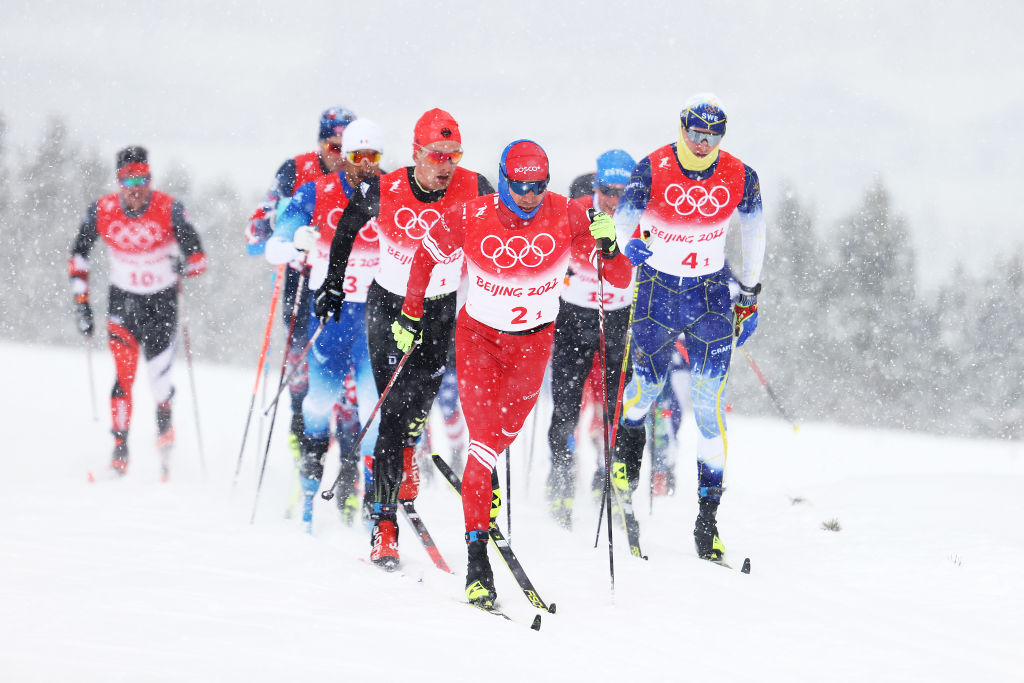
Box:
[365,281,456,504]
[546,301,631,474]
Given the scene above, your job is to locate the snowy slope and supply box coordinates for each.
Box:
[2,341,1022,682]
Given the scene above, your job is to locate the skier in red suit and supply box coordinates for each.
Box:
[69,146,206,479]
[397,140,632,608]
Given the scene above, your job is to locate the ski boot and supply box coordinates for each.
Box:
[694,497,726,562]
[398,445,420,501]
[465,533,496,608]
[334,457,361,526]
[545,463,574,530]
[110,430,129,476]
[156,401,173,482]
[298,438,327,534]
[370,503,400,570]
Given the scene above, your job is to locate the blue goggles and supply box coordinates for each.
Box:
[505,176,549,195]
[119,176,150,188]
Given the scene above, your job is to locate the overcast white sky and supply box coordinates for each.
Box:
[2,0,1022,288]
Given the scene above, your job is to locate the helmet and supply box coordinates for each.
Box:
[319,107,357,141]
[497,139,549,220]
[680,93,727,136]
[342,119,384,154]
[595,149,635,187]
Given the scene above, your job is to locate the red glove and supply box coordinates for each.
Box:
[182,253,207,278]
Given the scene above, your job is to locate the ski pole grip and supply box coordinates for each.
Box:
[587,208,611,252]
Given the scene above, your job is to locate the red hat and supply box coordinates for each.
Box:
[502,140,548,181]
[413,108,461,147]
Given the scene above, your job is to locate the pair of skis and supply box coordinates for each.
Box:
[372,455,553,630]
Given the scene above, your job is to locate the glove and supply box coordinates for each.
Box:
[733,284,760,347]
[391,312,422,353]
[313,280,345,322]
[176,253,207,278]
[75,300,94,337]
[624,238,653,266]
[293,225,319,253]
[588,210,618,256]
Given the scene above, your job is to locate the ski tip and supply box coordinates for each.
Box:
[86,471,95,483]
[643,554,649,561]
[320,490,335,501]
[530,614,542,631]
[548,603,557,615]
[741,557,751,574]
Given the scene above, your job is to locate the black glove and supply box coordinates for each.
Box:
[75,301,94,337]
[313,280,345,322]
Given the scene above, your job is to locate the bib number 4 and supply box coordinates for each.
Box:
[681,252,710,270]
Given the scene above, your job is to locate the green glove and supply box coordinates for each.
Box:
[391,312,422,353]
[588,211,618,255]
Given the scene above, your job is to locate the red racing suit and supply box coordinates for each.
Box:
[403,192,632,532]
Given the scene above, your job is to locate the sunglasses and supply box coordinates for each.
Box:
[119,176,150,188]
[598,184,625,197]
[506,177,549,195]
[420,149,464,165]
[347,151,382,164]
[685,128,724,146]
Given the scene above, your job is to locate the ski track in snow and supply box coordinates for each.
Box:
[2,341,1023,682]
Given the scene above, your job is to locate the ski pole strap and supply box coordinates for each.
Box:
[465,530,490,543]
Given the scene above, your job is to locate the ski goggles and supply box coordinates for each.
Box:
[322,141,345,154]
[506,177,549,195]
[597,184,625,197]
[118,176,150,188]
[346,151,382,164]
[419,149,464,165]
[685,128,724,146]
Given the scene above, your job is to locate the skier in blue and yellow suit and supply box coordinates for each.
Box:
[612,93,766,563]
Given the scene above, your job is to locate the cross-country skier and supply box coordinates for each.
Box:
[397,139,632,608]
[245,107,357,460]
[545,149,636,529]
[265,119,385,532]
[611,93,766,563]
[314,109,494,569]
[69,146,207,478]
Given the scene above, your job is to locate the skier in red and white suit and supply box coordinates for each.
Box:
[69,146,206,478]
[397,140,632,607]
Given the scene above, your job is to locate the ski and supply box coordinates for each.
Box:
[399,498,453,574]
[470,602,542,631]
[612,483,648,560]
[708,556,751,574]
[432,454,557,615]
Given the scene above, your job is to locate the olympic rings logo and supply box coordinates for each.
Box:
[663,184,731,217]
[393,207,441,240]
[107,219,163,251]
[480,233,556,269]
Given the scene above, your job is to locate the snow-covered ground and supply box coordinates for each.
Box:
[2,341,1022,682]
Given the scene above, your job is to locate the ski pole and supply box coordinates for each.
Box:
[232,264,286,489]
[595,254,615,590]
[178,280,207,475]
[587,208,616,590]
[85,341,98,422]
[261,319,325,416]
[505,446,512,541]
[740,346,799,431]
[250,265,308,523]
[322,340,419,500]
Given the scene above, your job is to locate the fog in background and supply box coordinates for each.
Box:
[3,0,1023,288]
